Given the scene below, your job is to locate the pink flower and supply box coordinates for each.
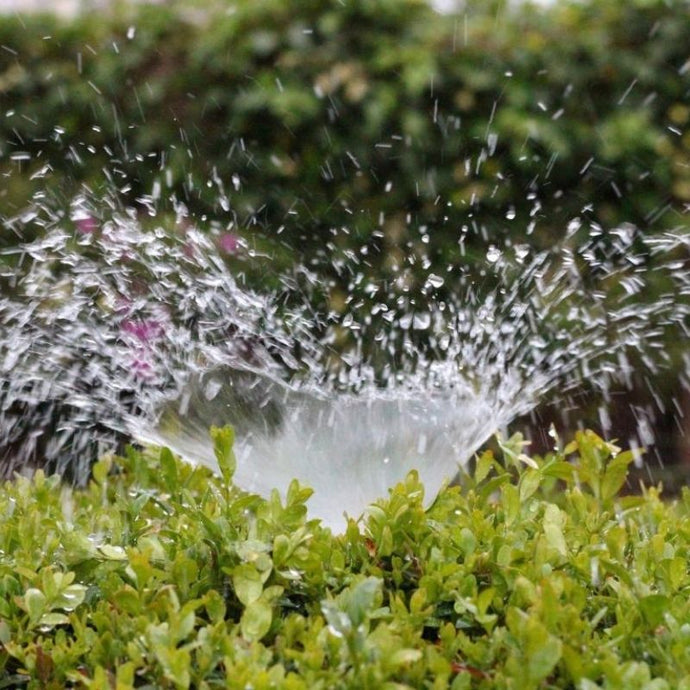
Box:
[218,232,239,254]
[120,318,164,344]
[130,356,154,376]
[75,215,99,234]
[119,319,165,382]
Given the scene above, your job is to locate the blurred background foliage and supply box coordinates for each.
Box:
[1,0,690,469]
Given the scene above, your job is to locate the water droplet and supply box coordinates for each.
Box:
[486,245,502,263]
[398,313,412,329]
[412,312,431,330]
[426,273,445,289]
[204,380,222,401]
[514,245,529,264]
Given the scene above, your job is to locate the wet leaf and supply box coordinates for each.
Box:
[501,483,519,526]
[211,425,236,483]
[474,450,495,483]
[24,588,46,623]
[346,577,382,628]
[639,594,670,628]
[38,613,70,628]
[232,564,264,606]
[240,598,273,642]
[519,468,542,502]
[98,545,128,561]
[159,446,178,490]
[601,451,634,502]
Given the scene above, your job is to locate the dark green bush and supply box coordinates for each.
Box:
[1,0,689,266]
[2,0,688,355]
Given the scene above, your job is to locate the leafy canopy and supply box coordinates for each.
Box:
[1,429,690,688]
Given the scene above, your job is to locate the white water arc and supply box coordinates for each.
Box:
[0,200,684,531]
[131,366,505,531]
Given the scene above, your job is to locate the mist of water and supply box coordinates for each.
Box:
[2,187,685,530]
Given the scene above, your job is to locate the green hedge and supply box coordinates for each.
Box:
[2,430,690,687]
[1,0,689,266]
[2,0,689,330]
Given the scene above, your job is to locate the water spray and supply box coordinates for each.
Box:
[2,190,685,530]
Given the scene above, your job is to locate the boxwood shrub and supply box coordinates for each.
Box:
[1,429,689,688]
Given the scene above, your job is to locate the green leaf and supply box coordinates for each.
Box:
[474,450,495,483]
[232,564,264,606]
[204,590,226,624]
[542,503,567,557]
[478,473,511,502]
[113,587,141,615]
[639,594,670,628]
[543,523,567,559]
[57,584,87,611]
[98,544,128,561]
[527,627,562,683]
[272,534,290,567]
[541,460,575,481]
[346,577,382,627]
[175,608,197,643]
[600,559,635,588]
[509,610,563,683]
[378,525,393,557]
[91,456,112,485]
[501,483,519,526]
[286,478,313,506]
[409,588,427,614]
[390,648,423,666]
[158,646,191,689]
[210,425,237,483]
[0,620,10,644]
[159,446,178,490]
[321,599,351,637]
[171,555,199,596]
[457,527,476,557]
[240,598,273,642]
[24,588,46,623]
[601,451,634,501]
[667,556,687,590]
[519,468,542,502]
[497,432,538,469]
[116,663,136,687]
[38,612,70,628]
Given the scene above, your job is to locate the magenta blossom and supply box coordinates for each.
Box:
[120,318,165,344]
[129,356,155,378]
[119,317,166,383]
[218,232,239,254]
[75,215,99,234]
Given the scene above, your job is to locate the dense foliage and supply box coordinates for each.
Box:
[1,0,689,265]
[1,429,689,688]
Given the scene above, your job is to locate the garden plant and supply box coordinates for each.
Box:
[1,429,689,688]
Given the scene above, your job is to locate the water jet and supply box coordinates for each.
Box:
[1,192,683,530]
